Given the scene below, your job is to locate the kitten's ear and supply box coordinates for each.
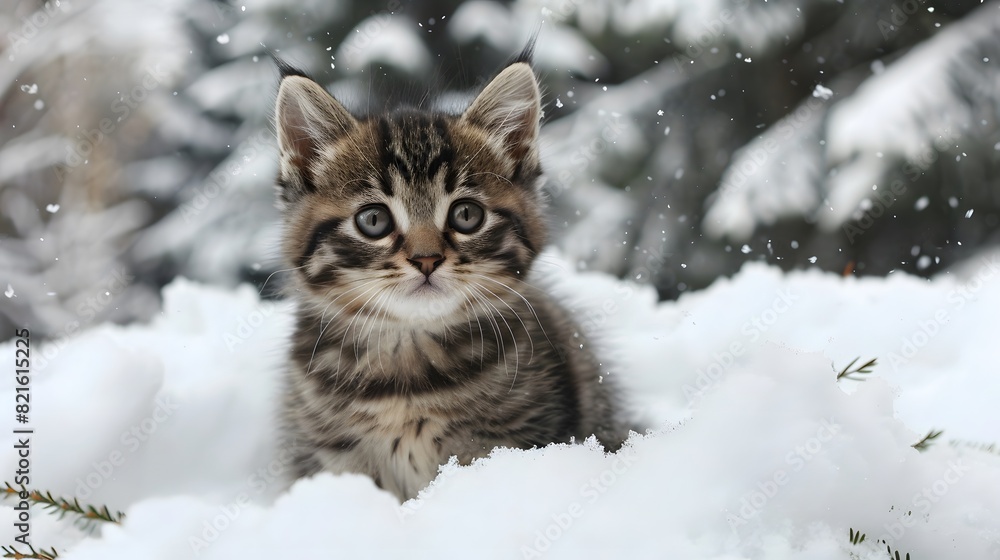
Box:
[461,62,541,163]
[274,73,357,199]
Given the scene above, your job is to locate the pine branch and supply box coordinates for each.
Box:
[1,544,60,559]
[836,357,877,381]
[912,429,943,452]
[949,439,999,455]
[2,482,124,526]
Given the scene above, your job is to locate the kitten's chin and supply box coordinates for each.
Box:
[388,282,465,323]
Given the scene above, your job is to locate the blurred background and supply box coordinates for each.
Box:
[1,0,998,340]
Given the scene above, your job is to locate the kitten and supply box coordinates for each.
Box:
[274,47,628,501]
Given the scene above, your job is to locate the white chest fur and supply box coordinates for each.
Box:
[316,397,447,501]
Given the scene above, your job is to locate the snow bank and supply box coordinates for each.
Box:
[2,253,999,559]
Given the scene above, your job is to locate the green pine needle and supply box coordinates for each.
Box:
[912,429,944,452]
[836,357,878,381]
[2,482,124,527]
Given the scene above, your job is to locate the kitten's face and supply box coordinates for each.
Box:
[274,63,545,325]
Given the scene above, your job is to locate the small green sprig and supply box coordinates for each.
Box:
[2,482,124,526]
[912,429,943,452]
[1,544,60,559]
[836,357,877,381]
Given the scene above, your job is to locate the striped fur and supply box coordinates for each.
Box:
[274,58,627,501]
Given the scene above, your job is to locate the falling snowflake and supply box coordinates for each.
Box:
[4,284,13,298]
[812,84,833,100]
[46,204,60,213]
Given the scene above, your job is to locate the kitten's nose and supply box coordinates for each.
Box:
[408,254,444,277]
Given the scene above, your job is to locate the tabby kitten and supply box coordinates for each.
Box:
[274,49,627,501]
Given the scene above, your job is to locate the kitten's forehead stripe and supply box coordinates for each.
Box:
[377,117,402,195]
[378,112,456,197]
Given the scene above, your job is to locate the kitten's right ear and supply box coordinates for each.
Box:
[274,70,357,200]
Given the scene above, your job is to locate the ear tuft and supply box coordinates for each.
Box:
[273,57,311,80]
[506,31,537,66]
[462,62,541,163]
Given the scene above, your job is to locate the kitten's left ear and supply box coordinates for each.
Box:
[461,62,541,163]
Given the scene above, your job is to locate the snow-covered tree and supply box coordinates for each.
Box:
[2,0,997,336]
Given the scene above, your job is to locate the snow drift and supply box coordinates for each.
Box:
[1,251,999,559]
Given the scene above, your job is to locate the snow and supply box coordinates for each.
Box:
[818,2,1000,229]
[336,16,431,74]
[449,2,606,77]
[2,251,999,558]
[704,93,827,241]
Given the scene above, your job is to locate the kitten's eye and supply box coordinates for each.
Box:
[355,205,394,238]
[448,200,485,234]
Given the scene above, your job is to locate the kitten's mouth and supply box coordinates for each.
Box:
[410,279,439,294]
[387,277,463,322]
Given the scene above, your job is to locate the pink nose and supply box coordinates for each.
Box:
[408,254,444,277]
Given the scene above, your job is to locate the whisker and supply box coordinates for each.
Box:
[361,289,391,373]
[305,280,380,376]
[469,273,554,355]
[465,170,515,188]
[376,285,396,376]
[470,284,518,384]
[464,286,503,371]
[337,286,385,371]
[469,278,535,364]
[258,265,306,295]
